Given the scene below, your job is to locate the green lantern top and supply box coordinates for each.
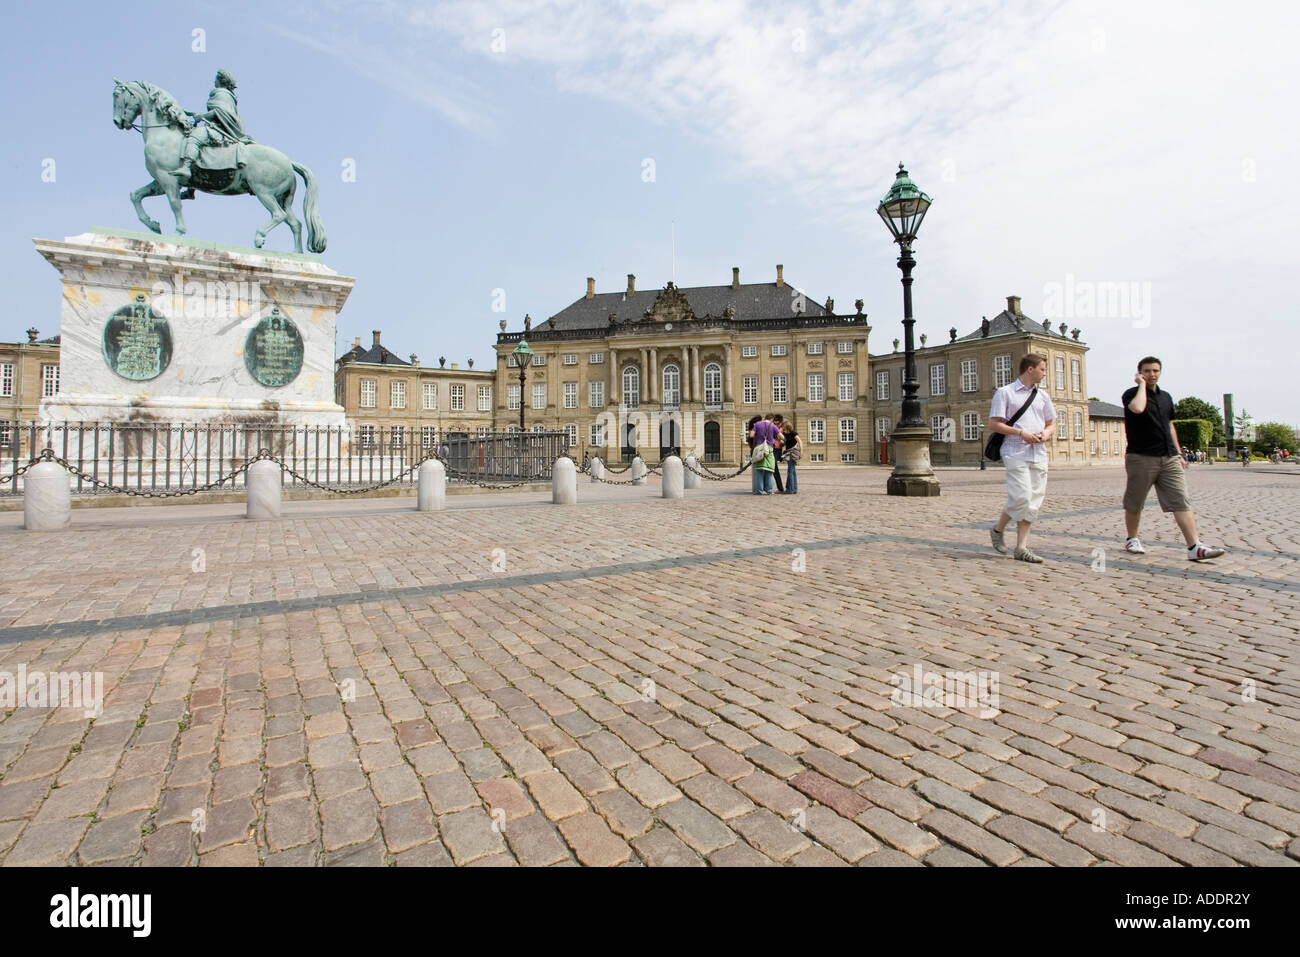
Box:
[511,339,534,364]
[877,163,933,244]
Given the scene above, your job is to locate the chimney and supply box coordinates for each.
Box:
[1007,295,1021,316]
[451,362,459,370]
[372,330,381,347]
[626,274,636,295]
[776,264,785,288]
[731,266,740,289]
[353,336,361,349]
[586,277,595,299]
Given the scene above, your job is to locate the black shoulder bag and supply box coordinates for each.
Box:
[984,387,1038,462]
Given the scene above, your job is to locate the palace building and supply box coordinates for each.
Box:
[870,296,1096,466]
[490,266,874,464]
[0,327,60,455]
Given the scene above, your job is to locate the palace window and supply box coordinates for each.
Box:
[807,342,824,355]
[622,366,639,409]
[875,370,889,401]
[704,363,722,408]
[960,358,978,393]
[478,384,492,411]
[839,417,856,443]
[360,379,376,408]
[532,383,546,410]
[993,354,1013,389]
[930,363,946,397]
[563,382,577,409]
[837,341,854,354]
[931,415,949,442]
[808,418,825,443]
[1054,356,1066,393]
[875,417,890,441]
[771,375,787,404]
[742,375,758,404]
[422,382,437,410]
[563,354,578,366]
[450,384,465,411]
[590,422,606,447]
[589,352,605,364]
[961,411,980,441]
[1074,411,1084,439]
[1071,358,1081,394]
[662,364,680,408]
[839,373,855,402]
[741,345,758,358]
[807,374,824,402]
[507,384,520,410]
[532,354,547,367]
[391,381,406,409]
[589,381,604,408]
[421,426,436,448]
[771,344,787,357]
[0,363,12,397]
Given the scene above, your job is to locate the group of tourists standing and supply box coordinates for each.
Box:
[989,353,1224,564]
[746,413,802,494]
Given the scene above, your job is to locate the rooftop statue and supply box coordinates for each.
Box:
[112,72,327,253]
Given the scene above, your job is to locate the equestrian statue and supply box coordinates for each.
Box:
[112,70,327,253]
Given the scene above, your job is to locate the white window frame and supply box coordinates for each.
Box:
[875,417,890,441]
[931,414,948,442]
[662,364,681,408]
[839,417,856,444]
[993,354,1013,389]
[389,426,405,449]
[838,372,855,403]
[806,342,824,355]
[960,358,978,393]
[564,424,578,447]
[563,382,577,409]
[742,375,758,404]
[1073,411,1083,439]
[837,341,854,355]
[741,344,758,358]
[391,380,406,409]
[589,352,605,364]
[930,363,946,397]
[703,363,722,408]
[807,373,824,402]
[808,418,825,443]
[1071,358,1081,394]
[563,353,578,366]
[421,426,436,448]
[478,384,492,411]
[422,382,438,410]
[450,384,466,411]
[771,375,787,404]
[622,366,639,409]
[360,379,376,408]
[0,363,12,398]
[961,411,980,441]
[507,383,520,410]
[771,344,788,357]
[532,383,546,410]
[1054,356,1066,393]
[532,354,547,367]
[357,424,376,449]
[875,370,889,401]
[590,422,606,447]
[840,453,857,463]
[589,381,605,408]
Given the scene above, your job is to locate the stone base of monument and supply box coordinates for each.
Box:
[886,426,942,497]
[34,228,352,429]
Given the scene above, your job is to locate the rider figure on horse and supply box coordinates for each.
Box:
[172,69,253,187]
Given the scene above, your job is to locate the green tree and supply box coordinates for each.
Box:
[1255,422,1298,454]
[1173,397,1225,446]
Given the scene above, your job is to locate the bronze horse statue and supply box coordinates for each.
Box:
[112,79,326,253]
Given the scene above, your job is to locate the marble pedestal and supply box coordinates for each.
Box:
[34,228,353,429]
[887,426,942,496]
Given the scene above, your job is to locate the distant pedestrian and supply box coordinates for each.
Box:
[751,414,781,495]
[1240,446,1250,467]
[771,414,786,493]
[1121,357,1224,561]
[988,353,1056,563]
[746,415,762,492]
[781,421,801,494]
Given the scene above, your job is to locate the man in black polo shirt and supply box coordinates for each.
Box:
[1121,356,1224,561]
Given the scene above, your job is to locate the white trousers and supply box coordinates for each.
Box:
[1003,456,1048,523]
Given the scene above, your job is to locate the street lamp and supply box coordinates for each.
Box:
[877,163,940,496]
[511,338,533,434]
[978,422,987,470]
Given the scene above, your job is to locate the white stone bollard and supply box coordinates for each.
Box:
[417,459,446,511]
[590,456,604,482]
[552,457,577,504]
[23,461,71,530]
[683,453,701,490]
[631,456,647,486]
[661,456,684,499]
[245,459,282,520]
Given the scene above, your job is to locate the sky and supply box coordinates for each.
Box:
[3,0,1298,423]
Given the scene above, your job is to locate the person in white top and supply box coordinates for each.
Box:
[988,354,1056,562]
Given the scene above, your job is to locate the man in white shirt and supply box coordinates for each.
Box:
[988,353,1056,562]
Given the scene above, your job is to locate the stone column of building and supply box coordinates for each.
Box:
[649,348,658,403]
[691,346,702,402]
[640,348,648,403]
[609,347,618,406]
[723,344,734,402]
[680,346,690,402]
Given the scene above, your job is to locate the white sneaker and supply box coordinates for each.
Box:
[1188,543,1225,561]
[1124,538,1146,554]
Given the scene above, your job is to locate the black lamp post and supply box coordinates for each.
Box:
[978,422,987,470]
[877,163,940,496]
[511,339,533,434]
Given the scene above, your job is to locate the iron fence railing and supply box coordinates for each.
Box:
[0,422,570,495]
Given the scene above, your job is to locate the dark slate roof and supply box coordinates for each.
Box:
[534,281,829,333]
[1089,400,1125,418]
[955,309,1079,343]
[339,343,410,365]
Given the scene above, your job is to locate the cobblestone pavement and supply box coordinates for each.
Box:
[1,464,1298,866]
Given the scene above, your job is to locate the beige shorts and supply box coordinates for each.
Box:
[1003,456,1048,523]
[1123,454,1190,513]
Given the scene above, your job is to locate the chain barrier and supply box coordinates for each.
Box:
[0,448,56,487]
[270,451,431,495]
[683,458,752,481]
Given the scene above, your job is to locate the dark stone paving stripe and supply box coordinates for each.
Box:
[1,531,1295,646]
